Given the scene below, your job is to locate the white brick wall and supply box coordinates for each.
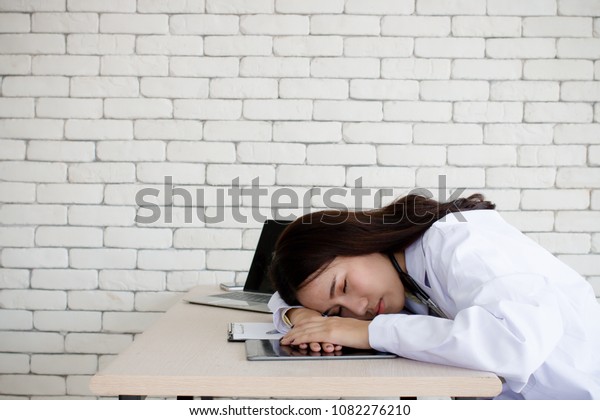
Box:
[0,0,599,399]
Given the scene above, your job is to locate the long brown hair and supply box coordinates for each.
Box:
[269,193,495,305]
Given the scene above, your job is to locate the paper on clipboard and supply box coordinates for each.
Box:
[227,322,284,342]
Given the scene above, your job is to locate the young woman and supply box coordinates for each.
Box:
[267,194,600,400]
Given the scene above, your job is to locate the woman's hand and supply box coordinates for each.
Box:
[286,308,342,353]
[281,316,372,350]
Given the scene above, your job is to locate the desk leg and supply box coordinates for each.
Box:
[177,396,194,400]
[118,395,145,400]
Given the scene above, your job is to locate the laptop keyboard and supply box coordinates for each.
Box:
[217,291,271,304]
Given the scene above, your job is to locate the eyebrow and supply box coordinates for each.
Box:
[323,276,337,316]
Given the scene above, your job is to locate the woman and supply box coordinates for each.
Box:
[267,194,600,399]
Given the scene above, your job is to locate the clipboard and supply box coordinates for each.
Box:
[227,322,284,342]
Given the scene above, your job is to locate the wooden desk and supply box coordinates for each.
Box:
[90,286,502,399]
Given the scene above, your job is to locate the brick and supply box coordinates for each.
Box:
[0,161,66,183]
[204,36,271,56]
[0,375,65,396]
[310,15,379,35]
[519,145,587,166]
[137,35,203,55]
[490,38,558,59]
[382,16,449,37]
[0,354,29,374]
[101,55,168,76]
[141,77,208,98]
[167,142,234,164]
[488,0,556,15]
[306,145,375,165]
[67,34,135,55]
[414,123,482,144]
[138,250,205,270]
[558,39,600,59]
[452,16,521,37]
[276,0,343,13]
[240,14,308,35]
[66,375,94,396]
[557,168,600,188]
[135,205,206,229]
[68,0,135,12]
[314,100,382,122]
[2,248,68,270]
[206,164,275,185]
[417,0,486,15]
[138,0,205,12]
[311,58,379,78]
[378,145,445,166]
[0,269,29,289]
[524,59,593,80]
[173,228,242,249]
[34,312,101,333]
[381,58,451,79]
[2,76,68,97]
[210,78,277,99]
[204,121,270,141]
[103,312,162,333]
[491,81,559,101]
[69,249,136,270]
[32,55,99,76]
[0,119,64,140]
[523,17,592,37]
[0,182,35,203]
[105,98,172,119]
[590,145,600,165]
[384,101,451,122]
[344,123,411,144]
[487,168,556,188]
[65,119,133,140]
[415,38,484,58]
[135,292,183,312]
[69,163,135,183]
[452,59,521,80]
[344,37,413,58]
[274,121,341,142]
[206,250,254,271]
[31,269,98,290]
[68,205,135,227]
[38,184,102,205]
[485,124,553,145]
[167,270,234,291]
[0,331,63,353]
[0,34,64,54]
[0,227,34,247]
[170,14,238,35]
[240,57,309,77]
[207,0,273,13]
[65,333,132,354]
[36,226,103,248]
[31,355,97,375]
[346,167,415,188]
[525,103,593,123]
[274,36,342,56]
[99,270,165,291]
[346,0,412,13]
[175,99,242,120]
[0,309,32,332]
[0,205,67,225]
[561,81,600,101]
[237,143,305,164]
[97,140,165,162]
[522,190,590,210]
[559,0,600,15]
[32,12,98,33]
[136,162,205,184]
[350,80,418,100]
[277,165,345,186]
[100,13,167,34]
[420,81,489,101]
[417,167,485,188]
[0,98,34,118]
[0,289,66,310]
[279,78,347,100]
[0,55,31,75]
[448,146,516,166]
[556,211,600,232]
[104,227,171,249]
[454,102,523,123]
[0,13,30,32]
[559,255,600,276]
[528,232,591,254]
[135,119,202,140]
[243,99,311,121]
[171,57,238,77]
[28,141,96,162]
[68,290,134,311]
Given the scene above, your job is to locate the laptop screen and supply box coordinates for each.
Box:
[245,219,292,294]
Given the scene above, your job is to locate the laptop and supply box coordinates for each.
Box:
[184,219,291,313]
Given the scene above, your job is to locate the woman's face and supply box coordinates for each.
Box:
[296,253,405,320]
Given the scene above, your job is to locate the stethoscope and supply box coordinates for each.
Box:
[388,253,449,319]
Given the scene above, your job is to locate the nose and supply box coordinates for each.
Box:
[343,296,370,319]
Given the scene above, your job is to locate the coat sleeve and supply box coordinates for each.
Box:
[268,291,301,334]
[369,225,565,390]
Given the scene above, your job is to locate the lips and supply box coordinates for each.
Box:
[375,298,384,316]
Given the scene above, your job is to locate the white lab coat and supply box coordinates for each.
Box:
[268,210,600,399]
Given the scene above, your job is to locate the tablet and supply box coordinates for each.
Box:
[245,339,397,361]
